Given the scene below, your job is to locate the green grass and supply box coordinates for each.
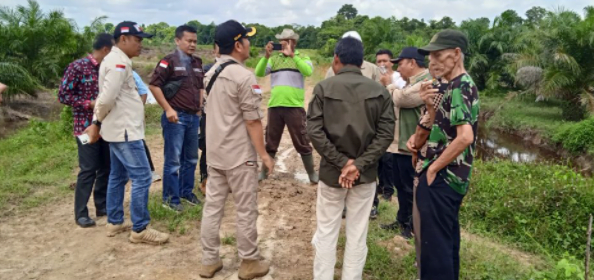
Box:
[147,190,203,234]
[355,200,576,279]
[145,104,163,135]
[482,95,572,139]
[463,159,594,257]
[0,106,77,214]
[222,234,237,246]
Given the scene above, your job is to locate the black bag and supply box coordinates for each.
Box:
[161,79,184,100]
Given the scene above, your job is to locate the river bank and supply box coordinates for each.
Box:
[480,94,593,175]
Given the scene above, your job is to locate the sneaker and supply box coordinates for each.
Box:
[152,172,162,182]
[238,259,270,280]
[380,221,399,231]
[182,193,201,206]
[129,228,170,245]
[162,202,184,212]
[106,221,132,237]
[199,260,223,278]
[370,206,378,219]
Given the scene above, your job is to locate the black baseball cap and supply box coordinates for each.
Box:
[418,29,468,56]
[114,21,154,39]
[215,20,256,49]
[391,47,425,64]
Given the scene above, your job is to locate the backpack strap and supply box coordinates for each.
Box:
[205,60,238,94]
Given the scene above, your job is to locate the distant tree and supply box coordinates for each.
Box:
[337,4,358,20]
[525,6,548,27]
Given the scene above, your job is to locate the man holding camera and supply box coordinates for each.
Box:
[149,25,205,212]
[255,29,318,184]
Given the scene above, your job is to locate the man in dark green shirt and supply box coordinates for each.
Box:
[306,36,394,279]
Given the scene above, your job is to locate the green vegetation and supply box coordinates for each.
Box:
[351,198,585,280]
[482,94,594,156]
[0,0,105,97]
[464,160,594,257]
[0,104,76,213]
[147,193,203,234]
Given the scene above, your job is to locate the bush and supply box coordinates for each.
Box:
[462,160,594,257]
[560,100,587,121]
[553,117,594,154]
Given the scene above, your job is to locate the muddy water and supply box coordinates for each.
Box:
[476,125,584,172]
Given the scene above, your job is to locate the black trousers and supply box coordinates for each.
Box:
[417,169,465,280]
[199,113,207,181]
[373,153,414,228]
[74,137,110,220]
[142,139,155,172]
[393,153,415,227]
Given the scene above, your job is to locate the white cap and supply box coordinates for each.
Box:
[342,31,362,42]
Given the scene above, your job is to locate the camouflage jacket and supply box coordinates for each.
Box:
[422,74,480,195]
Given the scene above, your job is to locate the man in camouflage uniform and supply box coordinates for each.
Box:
[411,30,480,280]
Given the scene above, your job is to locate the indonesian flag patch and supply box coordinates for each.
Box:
[159,60,169,68]
[115,64,126,72]
[251,85,262,95]
[121,27,130,33]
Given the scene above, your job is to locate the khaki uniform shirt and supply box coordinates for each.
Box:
[325,60,381,83]
[385,69,430,154]
[204,55,264,170]
[95,47,145,142]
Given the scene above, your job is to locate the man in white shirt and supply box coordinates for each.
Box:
[377,49,406,89]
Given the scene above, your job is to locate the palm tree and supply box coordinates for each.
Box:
[0,0,104,98]
[518,7,594,120]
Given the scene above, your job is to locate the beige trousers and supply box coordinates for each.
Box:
[312,181,376,280]
[200,163,260,265]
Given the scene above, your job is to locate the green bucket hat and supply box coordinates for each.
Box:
[418,29,468,56]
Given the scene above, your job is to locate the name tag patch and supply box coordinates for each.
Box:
[251,85,262,95]
[194,68,203,73]
[174,67,186,71]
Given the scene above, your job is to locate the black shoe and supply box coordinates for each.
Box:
[382,193,392,201]
[370,206,378,219]
[182,194,201,206]
[380,221,399,231]
[162,202,184,212]
[76,217,96,228]
[400,225,413,240]
[96,209,107,217]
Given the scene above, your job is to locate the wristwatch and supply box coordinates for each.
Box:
[92,120,102,127]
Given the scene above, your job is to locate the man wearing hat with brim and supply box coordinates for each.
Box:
[87,21,170,245]
[199,19,274,279]
[411,29,480,279]
[325,31,382,83]
[377,47,430,241]
[255,29,319,184]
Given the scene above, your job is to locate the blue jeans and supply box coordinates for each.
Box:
[161,110,200,205]
[107,140,152,232]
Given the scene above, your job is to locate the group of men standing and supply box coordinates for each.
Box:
[58,17,479,280]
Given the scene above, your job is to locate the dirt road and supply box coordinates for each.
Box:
[0,77,323,280]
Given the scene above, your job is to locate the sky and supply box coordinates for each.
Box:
[3,0,592,28]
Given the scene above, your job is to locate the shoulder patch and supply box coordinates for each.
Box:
[159,60,169,68]
[251,85,262,95]
[115,64,126,72]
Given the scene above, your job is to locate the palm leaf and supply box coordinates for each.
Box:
[0,62,42,97]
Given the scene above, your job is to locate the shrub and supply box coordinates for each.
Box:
[553,117,594,154]
[462,160,594,256]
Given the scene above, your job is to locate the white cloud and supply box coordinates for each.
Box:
[2,0,592,28]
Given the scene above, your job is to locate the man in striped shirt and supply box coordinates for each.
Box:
[255,29,318,184]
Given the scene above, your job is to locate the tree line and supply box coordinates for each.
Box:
[2,1,594,121]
